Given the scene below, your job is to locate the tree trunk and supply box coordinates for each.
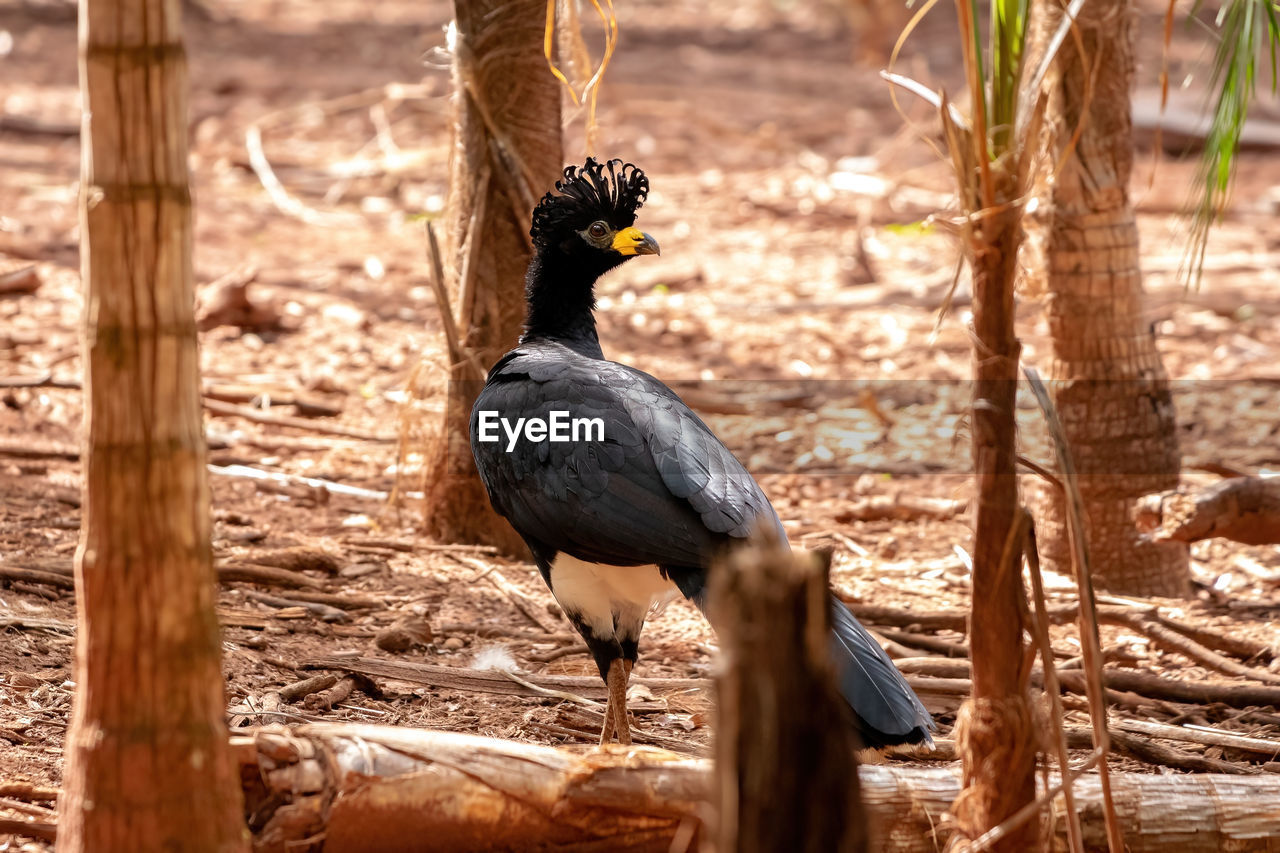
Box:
[710,546,867,853]
[59,1,247,850]
[424,0,562,552]
[953,165,1038,849]
[1032,0,1189,598]
[235,725,1280,853]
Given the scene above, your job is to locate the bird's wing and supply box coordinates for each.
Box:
[470,344,782,568]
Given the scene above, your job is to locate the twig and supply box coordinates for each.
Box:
[209,464,418,502]
[1025,513,1086,853]
[301,656,707,701]
[447,554,561,634]
[455,161,491,346]
[1025,366,1124,853]
[264,589,379,610]
[244,123,359,227]
[526,644,589,663]
[0,265,40,295]
[436,622,576,643]
[873,628,969,658]
[0,437,79,460]
[1113,718,1280,759]
[0,816,57,842]
[203,398,395,441]
[0,783,59,802]
[1106,728,1259,775]
[278,674,340,704]
[423,222,486,381]
[340,536,500,556]
[243,590,348,622]
[0,565,75,590]
[304,675,362,710]
[217,563,325,590]
[496,669,602,708]
[0,614,75,634]
[0,373,81,390]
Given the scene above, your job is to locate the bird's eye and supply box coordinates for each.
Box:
[588,222,609,239]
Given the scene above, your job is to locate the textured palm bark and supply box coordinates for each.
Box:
[425,0,562,552]
[59,2,248,850]
[1032,0,1189,597]
[952,167,1038,852]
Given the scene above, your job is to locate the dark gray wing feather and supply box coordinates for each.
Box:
[470,342,782,568]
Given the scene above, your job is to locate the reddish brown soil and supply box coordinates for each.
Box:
[4,0,1280,846]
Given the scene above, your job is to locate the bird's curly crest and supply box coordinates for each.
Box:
[530,158,649,245]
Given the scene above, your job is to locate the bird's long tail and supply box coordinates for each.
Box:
[828,596,935,749]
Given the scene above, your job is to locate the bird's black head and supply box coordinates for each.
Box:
[522,158,659,350]
[530,158,660,274]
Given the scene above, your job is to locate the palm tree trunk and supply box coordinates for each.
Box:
[425,0,562,552]
[952,166,1038,852]
[1032,0,1189,598]
[59,1,247,850]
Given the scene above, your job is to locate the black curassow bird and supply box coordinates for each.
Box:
[470,158,933,748]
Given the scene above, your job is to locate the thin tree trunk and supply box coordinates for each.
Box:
[59,1,247,850]
[1032,0,1189,598]
[952,164,1038,851]
[425,0,562,552]
[710,546,867,853]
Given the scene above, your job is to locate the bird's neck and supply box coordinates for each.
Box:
[520,250,606,359]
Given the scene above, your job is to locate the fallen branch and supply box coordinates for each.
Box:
[1137,477,1280,545]
[1103,608,1280,685]
[896,656,1280,709]
[845,600,1272,664]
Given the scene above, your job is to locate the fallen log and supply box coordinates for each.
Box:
[234,724,1280,853]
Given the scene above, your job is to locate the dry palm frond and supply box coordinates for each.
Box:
[544,0,620,154]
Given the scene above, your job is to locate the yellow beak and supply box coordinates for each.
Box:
[611,227,661,257]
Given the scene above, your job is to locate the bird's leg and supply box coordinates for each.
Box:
[617,659,634,744]
[599,685,616,745]
[599,659,632,746]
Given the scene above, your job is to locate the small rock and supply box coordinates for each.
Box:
[442,637,465,651]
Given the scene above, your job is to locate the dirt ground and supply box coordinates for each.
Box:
[4,0,1280,846]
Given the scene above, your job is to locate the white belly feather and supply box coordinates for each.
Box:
[549,553,680,640]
